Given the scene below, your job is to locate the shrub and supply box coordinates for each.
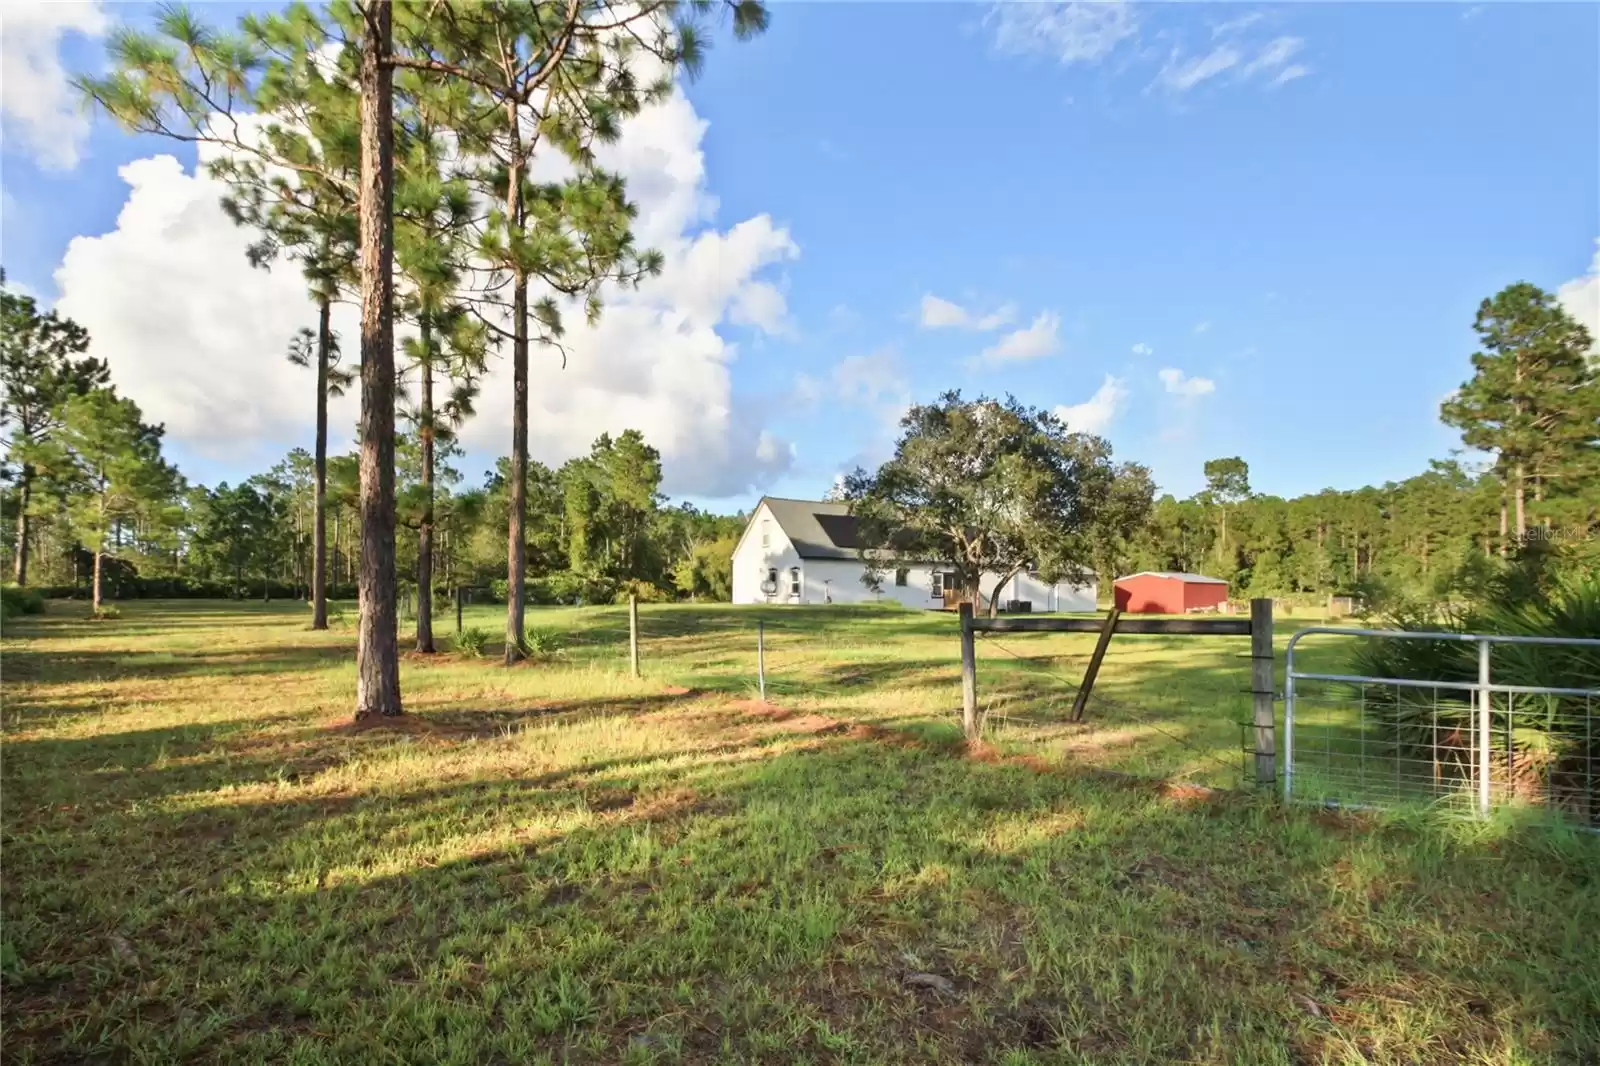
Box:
[452,626,492,658]
[89,605,122,621]
[520,629,566,658]
[1,585,45,621]
[1351,572,1600,809]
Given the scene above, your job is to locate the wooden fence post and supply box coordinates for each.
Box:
[757,620,766,702]
[959,602,978,741]
[1251,597,1276,789]
[1071,606,1122,722]
[455,585,463,634]
[628,594,640,679]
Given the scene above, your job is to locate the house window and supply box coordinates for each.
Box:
[930,571,944,598]
[761,519,770,549]
[894,567,909,587]
[764,568,778,592]
[788,567,802,597]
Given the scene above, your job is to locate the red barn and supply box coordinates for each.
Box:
[1113,571,1229,614]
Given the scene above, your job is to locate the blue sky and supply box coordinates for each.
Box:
[3,1,1597,511]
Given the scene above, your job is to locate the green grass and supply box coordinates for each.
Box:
[3,599,1597,1065]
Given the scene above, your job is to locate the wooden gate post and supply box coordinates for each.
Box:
[959,602,979,740]
[1250,598,1276,789]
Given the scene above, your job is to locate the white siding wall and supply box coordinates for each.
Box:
[731,503,803,604]
[802,559,947,608]
[979,571,1099,613]
[730,502,1097,611]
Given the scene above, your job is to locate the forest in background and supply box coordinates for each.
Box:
[5,270,1595,615]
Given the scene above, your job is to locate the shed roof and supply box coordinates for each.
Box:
[1115,571,1229,585]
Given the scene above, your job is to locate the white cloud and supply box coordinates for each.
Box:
[1155,45,1242,94]
[1154,30,1310,95]
[919,293,1014,331]
[1131,342,1153,356]
[1055,374,1127,435]
[1557,239,1599,351]
[986,1,1139,65]
[1159,367,1216,398]
[920,294,969,328]
[1192,320,1212,334]
[0,1,108,169]
[1271,64,1310,87]
[1242,36,1304,77]
[1212,13,1264,38]
[55,83,799,498]
[978,312,1061,364]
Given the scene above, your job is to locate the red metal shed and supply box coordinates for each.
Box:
[1113,571,1230,614]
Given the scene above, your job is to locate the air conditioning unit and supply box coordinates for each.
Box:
[1005,599,1033,613]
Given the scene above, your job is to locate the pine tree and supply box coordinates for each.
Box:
[57,390,181,614]
[394,87,485,653]
[1,274,109,586]
[390,0,768,663]
[1442,283,1599,545]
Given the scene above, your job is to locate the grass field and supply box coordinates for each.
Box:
[3,599,1598,1065]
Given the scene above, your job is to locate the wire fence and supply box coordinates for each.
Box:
[1285,629,1600,828]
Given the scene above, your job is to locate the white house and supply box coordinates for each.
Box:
[729,497,1098,612]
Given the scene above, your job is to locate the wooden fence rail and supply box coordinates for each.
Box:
[959,599,1278,789]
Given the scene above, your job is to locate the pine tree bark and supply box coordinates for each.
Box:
[505,268,528,664]
[13,465,31,586]
[416,316,436,653]
[311,292,331,629]
[1498,496,1508,558]
[354,0,402,719]
[503,104,528,666]
[1513,462,1526,545]
[91,548,103,614]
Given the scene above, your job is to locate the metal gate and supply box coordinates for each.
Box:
[1284,627,1600,825]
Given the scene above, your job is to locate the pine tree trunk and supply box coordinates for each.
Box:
[311,292,331,629]
[1513,463,1526,545]
[416,316,435,653]
[1498,497,1508,558]
[91,548,103,614]
[354,0,402,719]
[13,464,31,586]
[505,268,528,663]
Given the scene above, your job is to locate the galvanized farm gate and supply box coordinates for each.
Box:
[1284,628,1600,825]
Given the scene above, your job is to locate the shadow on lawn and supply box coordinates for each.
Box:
[5,716,1596,1065]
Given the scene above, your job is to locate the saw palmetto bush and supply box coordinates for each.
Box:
[1350,571,1600,816]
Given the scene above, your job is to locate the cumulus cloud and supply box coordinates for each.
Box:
[0,1,108,169]
[919,293,1014,331]
[1557,239,1599,351]
[978,312,1061,364]
[1159,367,1216,398]
[54,83,799,498]
[796,347,910,471]
[1192,319,1212,335]
[986,1,1139,65]
[1131,342,1153,356]
[1055,374,1127,436]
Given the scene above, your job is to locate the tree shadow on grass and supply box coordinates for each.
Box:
[5,721,1596,1065]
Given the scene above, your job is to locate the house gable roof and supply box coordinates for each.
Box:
[759,497,863,560]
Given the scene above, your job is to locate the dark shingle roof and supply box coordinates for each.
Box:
[761,497,862,560]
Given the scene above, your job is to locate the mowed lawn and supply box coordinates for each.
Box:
[2,600,1597,1065]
